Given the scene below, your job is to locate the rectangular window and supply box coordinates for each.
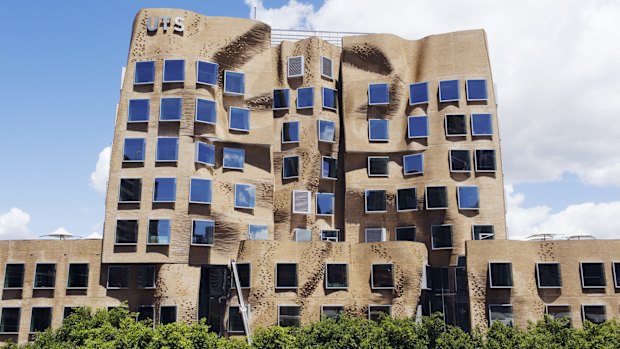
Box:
[580,262,606,288]
[489,305,513,327]
[445,114,467,136]
[320,230,340,242]
[409,82,429,105]
[195,98,216,124]
[128,99,150,123]
[472,225,494,240]
[613,262,620,288]
[439,79,460,102]
[457,186,480,210]
[582,305,606,325]
[450,149,471,172]
[3,264,24,289]
[428,266,450,291]
[318,119,336,142]
[294,228,312,241]
[407,115,429,139]
[489,262,513,288]
[321,56,333,79]
[397,187,417,212]
[287,56,304,78]
[471,113,493,136]
[292,190,311,214]
[316,193,335,216]
[368,305,391,321]
[163,59,185,83]
[371,264,394,289]
[365,228,386,242]
[248,224,268,240]
[322,87,338,111]
[297,87,314,109]
[282,121,300,143]
[123,138,146,162]
[134,61,155,85]
[403,154,424,175]
[107,265,130,289]
[229,106,250,132]
[224,71,245,96]
[196,60,218,86]
[273,89,290,110]
[537,263,562,288]
[322,156,338,180]
[475,149,496,172]
[545,305,571,323]
[325,264,348,289]
[189,178,212,204]
[228,306,245,333]
[67,263,89,289]
[138,265,156,289]
[368,119,389,141]
[275,263,298,289]
[321,305,343,319]
[30,307,52,333]
[368,83,389,105]
[466,79,488,101]
[368,157,389,177]
[156,137,178,162]
[278,306,301,327]
[34,263,56,288]
[425,186,448,210]
[159,97,182,121]
[160,306,177,324]
[232,263,251,289]
[137,305,155,322]
[431,225,453,250]
[192,220,215,246]
[148,219,171,245]
[395,226,416,241]
[153,178,176,203]
[0,308,20,334]
[234,184,256,209]
[195,142,215,166]
[115,220,138,244]
[365,189,387,213]
[282,156,300,179]
[223,147,245,170]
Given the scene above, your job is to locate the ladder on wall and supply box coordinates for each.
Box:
[230,260,252,345]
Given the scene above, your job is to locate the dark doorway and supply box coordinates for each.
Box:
[198,265,231,335]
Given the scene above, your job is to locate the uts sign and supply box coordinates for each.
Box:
[147,16,185,33]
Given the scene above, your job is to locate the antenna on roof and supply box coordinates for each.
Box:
[254,7,257,20]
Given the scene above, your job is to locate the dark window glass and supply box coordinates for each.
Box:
[322,157,338,180]
[365,228,385,242]
[282,122,299,143]
[34,264,56,288]
[322,306,343,320]
[138,265,156,289]
[368,83,389,105]
[426,186,448,209]
[134,61,155,84]
[297,87,314,109]
[318,119,335,142]
[67,264,89,288]
[408,116,428,138]
[30,307,52,333]
[234,184,256,209]
[395,226,416,241]
[446,114,467,136]
[403,154,424,175]
[581,262,606,287]
[278,306,300,327]
[148,219,171,244]
[159,98,182,121]
[321,230,340,242]
[431,225,453,249]
[467,79,488,101]
[472,225,494,240]
[223,148,245,169]
[489,305,513,326]
[369,119,388,141]
[192,220,215,245]
[163,59,185,82]
[229,107,250,131]
[4,264,24,289]
[322,87,337,110]
[409,82,429,105]
[228,306,245,332]
[368,157,389,176]
[282,156,300,179]
[232,263,251,288]
[475,149,496,172]
[537,263,562,288]
[156,138,178,162]
[123,138,145,162]
[372,264,394,288]
[326,264,348,289]
[458,186,480,210]
[397,188,417,211]
[489,262,513,288]
[107,266,130,288]
[160,306,177,324]
[153,178,176,202]
[196,61,218,86]
[189,178,212,204]
[450,150,471,172]
[248,225,268,240]
[137,306,154,322]
[0,308,20,333]
[369,306,391,321]
[276,263,298,288]
[224,71,245,95]
[115,220,138,244]
[316,193,334,216]
[546,305,571,324]
[582,305,606,325]
[439,79,460,102]
[614,262,620,288]
[471,113,493,136]
[273,89,290,109]
[196,142,215,166]
[365,190,387,213]
[428,266,450,291]
[63,307,77,319]
[195,98,216,124]
[128,99,150,122]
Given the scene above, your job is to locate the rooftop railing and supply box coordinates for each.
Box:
[271,28,370,47]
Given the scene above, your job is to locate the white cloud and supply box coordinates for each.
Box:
[89,146,111,194]
[244,0,314,28]
[0,208,32,240]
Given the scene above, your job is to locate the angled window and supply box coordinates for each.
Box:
[156,137,178,162]
[3,264,24,289]
[466,79,488,101]
[368,157,389,177]
[275,263,298,289]
[395,226,416,241]
[322,87,338,111]
[431,225,453,250]
[489,305,513,327]
[196,60,218,86]
[163,59,185,83]
[273,89,290,110]
[153,178,176,203]
[189,178,212,204]
[232,263,251,289]
[134,61,155,85]
[458,186,480,210]
[475,149,496,172]
[368,305,391,321]
[409,82,429,105]
[223,147,245,170]
[282,155,300,179]
[228,306,245,333]
[234,184,256,209]
[316,193,335,216]
[403,154,424,175]
[192,220,215,246]
[248,224,268,240]
[148,219,171,245]
[450,150,471,172]
[407,115,429,138]
[580,262,606,288]
[292,190,311,214]
[128,99,150,122]
[318,119,335,142]
[294,228,312,241]
[582,305,606,325]
[195,98,216,124]
[545,305,571,323]
[160,306,177,324]
[278,306,301,327]
[321,56,333,79]
[67,263,89,289]
[439,79,460,102]
[325,263,348,289]
[115,220,138,244]
[30,307,52,333]
[425,186,448,210]
[368,83,389,105]
[613,262,620,288]
[321,305,343,320]
[223,71,245,96]
[123,138,145,162]
[472,225,494,240]
[371,264,394,289]
[137,305,155,322]
[489,262,513,288]
[107,265,130,289]
[445,114,467,136]
[297,87,314,109]
[365,228,386,242]
[195,142,215,166]
[138,265,156,289]
[34,263,56,288]
[471,113,493,136]
[537,263,562,288]
[368,119,389,141]
[288,56,304,78]
[321,230,340,242]
[159,97,182,121]
[229,106,250,132]
[282,121,300,143]
[0,308,20,333]
[365,189,387,213]
[322,156,338,180]
[397,187,417,212]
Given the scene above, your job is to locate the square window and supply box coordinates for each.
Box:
[297,87,314,109]
[137,305,155,322]
[159,97,182,121]
[138,265,156,289]
[115,220,138,244]
[322,156,338,180]
[431,225,453,250]
[3,264,24,289]
[489,305,513,327]
[409,82,429,105]
[458,186,479,210]
[425,186,448,210]
[189,178,212,204]
[403,154,424,175]
[134,61,155,85]
[397,187,417,212]
[371,264,394,289]
[30,307,52,333]
[288,56,304,78]
[395,226,416,241]
[365,228,386,242]
[160,306,177,324]
[232,263,251,289]
[294,228,311,241]
[248,224,268,240]
[316,193,335,216]
[321,230,340,242]
[475,149,496,172]
[153,178,176,203]
[67,263,89,289]
[428,266,450,291]
[321,305,343,320]
[322,87,338,111]
[582,305,606,325]
[368,83,389,105]
[365,189,387,213]
[156,138,178,162]
[580,262,606,288]
[107,265,130,289]
[278,306,301,327]
[292,190,311,214]
[368,157,389,177]
[234,184,256,209]
[471,113,493,136]
[229,106,250,132]
[195,142,215,166]
[613,262,620,288]
[545,305,571,323]
[123,138,145,162]
[445,114,467,136]
[472,225,494,240]
[489,262,513,288]
[450,150,471,172]
[439,79,460,102]
[407,115,428,139]
[318,119,335,142]
[537,263,562,288]
[34,263,56,288]
[325,264,348,289]
[368,305,391,321]
[275,263,298,289]
[192,220,215,245]
[163,59,185,83]
[466,79,488,101]
[148,219,171,245]
[195,98,216,124]
[282,155,300,179]
[273,89,290,110]
[321,56,333,79]
[228,306,245,333]
[224,71,245,95]
[196,61,218,86]
[0,308,20,333]
[282,121,300,143]
[128,99,150,123]
[223,147,245,170]
[368,119,389,141]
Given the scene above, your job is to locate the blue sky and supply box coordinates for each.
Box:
[1,0,619,240]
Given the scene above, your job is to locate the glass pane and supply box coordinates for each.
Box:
[128,99,149,122]
[190,178,212,203]
[276,264,297,288]
[397,188,417,211]
[368,158,388,176]
[123,138,145,161]
[322,157,337,179]
[233,263,251,288]
[372,264,394,288]
[196,99,216,124]
[34,264,56,288]
[295,229,311,241]
[224,71,245,95]
[322,306,343,319]
[67,264,88,288]
[163,59,185,82]
[297,87,314,109]
[230,107,250,131]
[316,193,334,215]
[366,190,386,212]
[395,227,416,241]
[192,220,215,245]
[583,306,606,324]
[439,79,460,102]
[318,120,335,142]
[223,148,245,169]
[292,191,310,213]
[326,264,348,288]
[432,225,453,249]
[582,263,605,287]
[489,305,513,326]
[134,61,155,84]
[235,184,256,209]
[156,138,178,161]
[476,150,496,171]
[160,98,182,121]
[446,115,467,135]
[30,308,52,333]
[368,83,389,105]
[283,156,299,179]
[369,119,388,141]
[279,306,300,327]
[322,87,337,110]
[490,263,513,287]
[471,113,493,135]
[451,150,471,172]
[228,307,245,332]
[160,306,177,324]
[273,89,290,109]
[282,122,299,143]
[116,220,138,243]
[153,178,176,202]
[196,142,215,165]
[538,264,562,287]
[409,82,429,105]
[148,219,171,244]
[426,187,447,209]
[369,306,390,321]
[366,229,384,242]
[473,225,494,240]
[249,225,268,240]
[4,264,24,288]
[137,306,154,322]
[138,265,156,288]
[107,266,130,288]
[467,79,488,101]
[403,154,423,175]
[407,116,428,138]
[458,186,479,209]
[321,230,339,241]
[197,61,218,85]
[0,308,20,333]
